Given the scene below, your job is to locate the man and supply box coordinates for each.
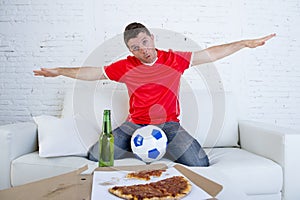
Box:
[34,22,275,166]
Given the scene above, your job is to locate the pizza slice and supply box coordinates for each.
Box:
[126,169,166,181]
[109,176,192,200]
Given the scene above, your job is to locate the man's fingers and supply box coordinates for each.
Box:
[248,33,276,48]
[262,33,276,42]
[33,70,42,76]
[33,67,59,77]
[33,68,49,76]
[40,68,49,72]
[259,33,276,46]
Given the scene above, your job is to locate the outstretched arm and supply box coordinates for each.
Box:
[191,33,276,66]
[33,67,107,81]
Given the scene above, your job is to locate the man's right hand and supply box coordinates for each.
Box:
[33,68,60,77]
[33,67,106,81]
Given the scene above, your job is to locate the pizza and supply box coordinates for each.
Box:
[109,176,192,200]
[126,169,166,181]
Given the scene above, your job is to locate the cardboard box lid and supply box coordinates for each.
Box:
[174,164,223,197]
[0,166,92,200]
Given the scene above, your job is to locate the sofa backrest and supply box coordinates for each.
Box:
[62,81,239,148]
[179,89,239,147]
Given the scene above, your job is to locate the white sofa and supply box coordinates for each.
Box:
[1,82,300,200]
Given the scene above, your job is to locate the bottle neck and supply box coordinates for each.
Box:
[102,110,112,135]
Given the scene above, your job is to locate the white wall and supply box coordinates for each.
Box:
[0,0,299,130]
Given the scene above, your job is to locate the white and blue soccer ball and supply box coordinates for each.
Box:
[131,125,168,163]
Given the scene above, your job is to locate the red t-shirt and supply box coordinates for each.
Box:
[104,49,192,124]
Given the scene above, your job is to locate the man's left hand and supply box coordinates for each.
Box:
[244,33,276,48]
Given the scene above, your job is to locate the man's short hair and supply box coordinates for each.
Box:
[124,22,151,47]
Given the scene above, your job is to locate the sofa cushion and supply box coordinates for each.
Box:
[33,115,99,157]
[206,148,283,195]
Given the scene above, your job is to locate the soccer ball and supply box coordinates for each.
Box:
[131,125,168,163]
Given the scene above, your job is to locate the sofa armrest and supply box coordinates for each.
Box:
[0,122,38,190]
[239,120,300,200]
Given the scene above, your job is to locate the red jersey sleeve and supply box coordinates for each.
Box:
[173,51,193,73]
[103,59,127,82]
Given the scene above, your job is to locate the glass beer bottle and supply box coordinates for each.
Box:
[99,110,114,167]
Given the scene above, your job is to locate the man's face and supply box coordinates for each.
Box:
[126,32,157,64]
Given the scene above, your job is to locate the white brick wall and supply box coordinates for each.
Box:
[0,0,299,130]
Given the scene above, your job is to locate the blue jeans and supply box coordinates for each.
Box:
[88,121,209,167]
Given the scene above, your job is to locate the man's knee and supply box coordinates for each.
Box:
[176,152,209,167]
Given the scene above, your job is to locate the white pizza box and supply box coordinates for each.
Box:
[93,163,223,199]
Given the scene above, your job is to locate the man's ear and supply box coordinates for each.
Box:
[151,34,154,40]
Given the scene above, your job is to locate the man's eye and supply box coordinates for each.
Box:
[132,46,140,51]
[143,40,148,46]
